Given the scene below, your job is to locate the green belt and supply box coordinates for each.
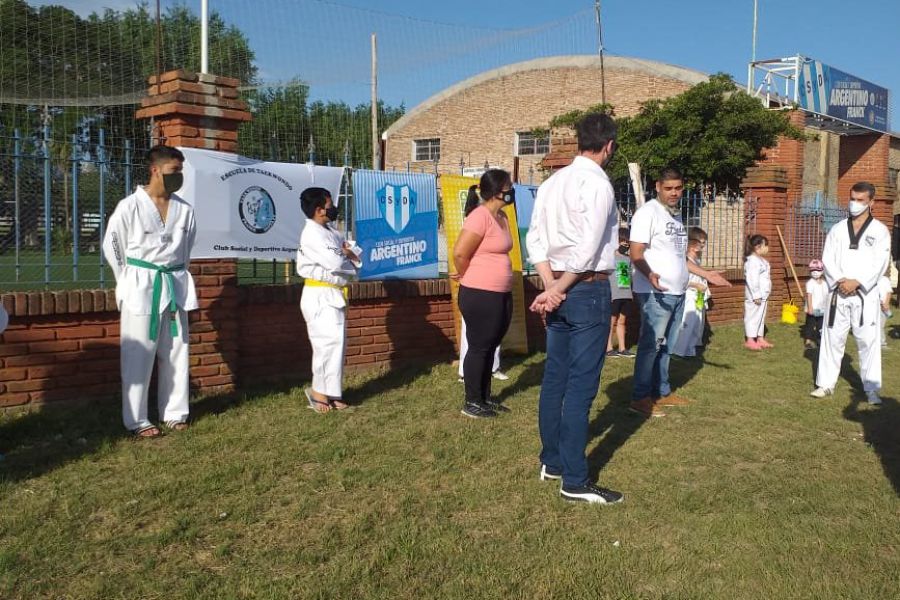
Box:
[126,257,185,341]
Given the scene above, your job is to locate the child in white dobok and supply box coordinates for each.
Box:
[103,145,197,437]
[296,187,361,413]
[811,182,891,404]
[743,234,772,350]
[673,231,709,357]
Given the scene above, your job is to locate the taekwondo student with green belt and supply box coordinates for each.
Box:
[102,145,197,438]
[296,187,362,413]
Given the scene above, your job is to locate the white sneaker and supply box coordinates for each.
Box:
[810,387,833,398]
[492,371,509,381]
[457,377,464,383]
[865,391,883,406]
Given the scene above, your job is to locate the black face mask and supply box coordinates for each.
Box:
[501,187,516,205]
[162,172,183,195]
[324,205,339,222]
[618,242,630,255]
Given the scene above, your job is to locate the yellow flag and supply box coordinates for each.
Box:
[440,175,528,355]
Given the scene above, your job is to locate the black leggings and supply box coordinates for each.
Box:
[458,285,513,405]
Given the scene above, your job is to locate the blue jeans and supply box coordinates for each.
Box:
[632,292,686,401]
[538,280,611,488]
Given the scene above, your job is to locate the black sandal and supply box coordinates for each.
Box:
[132,425,162,438]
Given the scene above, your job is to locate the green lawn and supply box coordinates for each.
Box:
[1,318,899,599]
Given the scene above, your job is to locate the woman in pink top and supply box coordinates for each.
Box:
[452,169,515,418]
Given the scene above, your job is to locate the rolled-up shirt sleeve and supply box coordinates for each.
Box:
[563,178,613,273]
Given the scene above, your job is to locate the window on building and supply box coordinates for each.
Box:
[414,138,441,162]
[890,167,899,187]
[516,131,550,156]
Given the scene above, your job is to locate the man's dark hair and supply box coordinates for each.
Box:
[576,113,617,153]
[300,187,332,219]
[147,145,184,167]
[657,167,683,183]
[850,181,876,200]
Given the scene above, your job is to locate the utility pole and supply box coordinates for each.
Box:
[595,0,606,105]
[751,0,758,64]
[201,0,209,74]
[371,33,381,170]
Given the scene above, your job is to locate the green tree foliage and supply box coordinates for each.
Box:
[544,74,803,189]
[239,82,405,168]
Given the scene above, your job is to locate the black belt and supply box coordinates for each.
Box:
[551,270,610,282]
[827,288,865,328]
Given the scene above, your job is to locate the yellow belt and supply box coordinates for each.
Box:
[304,279,349,299]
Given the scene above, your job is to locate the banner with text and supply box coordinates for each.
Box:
[352,170,439,280]
[440,175,528,354]
[798,59,890,133]
[179,148,345,260]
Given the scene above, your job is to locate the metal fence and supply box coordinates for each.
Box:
[616,186,755,270]
[784,195,846,268]
[0,127,147,291]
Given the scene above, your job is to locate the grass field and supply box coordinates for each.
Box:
[1,318,899,599]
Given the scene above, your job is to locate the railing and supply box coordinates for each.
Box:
[784,195,846,268]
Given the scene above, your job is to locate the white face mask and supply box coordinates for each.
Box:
[811,271,823,279]
[848,200,870,217]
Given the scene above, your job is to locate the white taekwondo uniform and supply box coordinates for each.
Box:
[296,220,361,398]
[744,253,771,338]
[816,214,891,392]
[102,187,197,431]
[672,257,708,357]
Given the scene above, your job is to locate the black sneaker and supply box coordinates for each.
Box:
[605,349,620,358]
[539,464,562,481]
[618,349,636,358]
[486,400,510,413]
[560,482,624,504]
[461,402,498,419]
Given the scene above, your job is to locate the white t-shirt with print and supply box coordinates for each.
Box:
[629,199,689,295]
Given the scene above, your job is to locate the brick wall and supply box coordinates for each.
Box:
[837,133,896,227]
[383,56,706,181]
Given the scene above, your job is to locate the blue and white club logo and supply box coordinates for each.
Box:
[377,184,417,234]
[239,186,277,234]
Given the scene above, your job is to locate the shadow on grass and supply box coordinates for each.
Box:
[587,373,646,481]
[843,395,900,496]
[490,353,544,406]
[0,388,253,484]
[0,401,124,484]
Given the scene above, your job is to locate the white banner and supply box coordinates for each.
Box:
[179,148,345,260]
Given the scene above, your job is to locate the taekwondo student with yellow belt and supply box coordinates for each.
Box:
[811,182,891,405]
[296,187,362,413]
[102,145,197,437]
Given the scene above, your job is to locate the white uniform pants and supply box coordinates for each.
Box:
[301,286,346,398]
[816,292,881,392]
[744,299,767,338]
[121,305,190,431]
[672,298,703,357]
[458,318,500,377]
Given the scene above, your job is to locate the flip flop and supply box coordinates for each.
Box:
[131,425,162,438]
[164,420,189,431]
[305,388,331,413]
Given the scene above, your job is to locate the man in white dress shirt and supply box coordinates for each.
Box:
[526,113,623,505]
[811,182,891,405]
[103,146,197,437]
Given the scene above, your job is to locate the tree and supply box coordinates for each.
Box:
[542,74,804,189]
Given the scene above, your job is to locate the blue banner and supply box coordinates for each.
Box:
[798,59,889,133]
[513,183,538,269]
[352,169,439,280]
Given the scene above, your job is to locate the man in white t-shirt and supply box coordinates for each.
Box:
[628,168,730,417]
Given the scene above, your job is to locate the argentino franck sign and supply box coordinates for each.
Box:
[178,148,344,260]
[352,169,439,280]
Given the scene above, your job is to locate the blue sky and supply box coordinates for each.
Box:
[35,0,900,131]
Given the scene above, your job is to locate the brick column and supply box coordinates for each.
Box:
[741,165,794,318]
[135,70,251,395]
[837,133,895,228]
[757,109,805,202]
